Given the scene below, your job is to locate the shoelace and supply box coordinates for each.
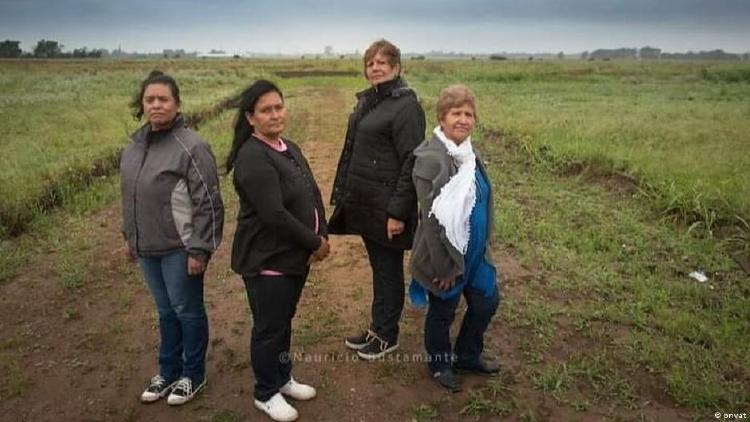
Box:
[370,333,389,352]
[149,375,167,389]
[173,377,192,395]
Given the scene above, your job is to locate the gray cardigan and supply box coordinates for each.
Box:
[409,135,495,295]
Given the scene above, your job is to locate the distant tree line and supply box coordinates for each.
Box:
[0,39,105,58]
[0,40,22,57]
[0,39,201,59]
[579,46,746,61]
[3,39,749,61]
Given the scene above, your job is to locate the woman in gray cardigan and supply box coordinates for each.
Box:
[409,85,500,392]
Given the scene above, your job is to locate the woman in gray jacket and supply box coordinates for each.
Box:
[120,70,224,406]
[409,85,500,392]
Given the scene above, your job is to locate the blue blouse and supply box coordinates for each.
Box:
[409,167,497,306]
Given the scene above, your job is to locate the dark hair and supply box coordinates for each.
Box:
[225,80,284,173]
[129,70,181,121]
[363,39,401,77]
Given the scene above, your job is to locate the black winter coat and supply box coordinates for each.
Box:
[231,137,327,277]
[329,77,426,249]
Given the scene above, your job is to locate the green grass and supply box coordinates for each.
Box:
[407,60,750,231]
[3,59,748,238]
[0,59,276,237]
[413,403,440,421]
[460,379,517,418]
[478,133,749,412]
[0,352,29,400]
[1,58,748,417]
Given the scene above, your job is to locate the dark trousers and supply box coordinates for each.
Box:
[425,287,499,373]
[363,238,405,344]
[243,273,306,402]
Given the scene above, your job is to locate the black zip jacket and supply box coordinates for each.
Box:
[329,77,426,249]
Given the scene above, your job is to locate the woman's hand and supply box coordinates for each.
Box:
[386,218,405,240]
[188,255,207,275]
[309,236,330,264]
[123,243,136,263]
[432,276,457,291]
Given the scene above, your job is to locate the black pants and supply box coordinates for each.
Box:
[424,287,499,373]
[363,238,405,344]
[243,273,306,402]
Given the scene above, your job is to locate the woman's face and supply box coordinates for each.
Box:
[143,83,179,130]
[365,52,399,86]
[440,104,476,144]
[247,91,286,139]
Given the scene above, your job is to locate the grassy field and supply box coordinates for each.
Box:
[0,59,361,238]
[1,59,748,239]
[0,58,748,419]
[405,60,750,231]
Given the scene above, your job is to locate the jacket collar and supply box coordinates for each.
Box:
[355,76,407,100]
[131,114,186,143]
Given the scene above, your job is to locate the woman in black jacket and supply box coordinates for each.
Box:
[226,80,329,422]
[330,39,426,360]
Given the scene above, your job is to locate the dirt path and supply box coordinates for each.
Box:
[0,86,691,422]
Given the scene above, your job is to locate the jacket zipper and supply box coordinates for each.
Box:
[132,140,150,254]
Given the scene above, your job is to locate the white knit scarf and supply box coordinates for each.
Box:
[429,126,476,255]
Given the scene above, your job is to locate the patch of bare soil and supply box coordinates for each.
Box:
[559,161,640,197]
[0,87,695,421]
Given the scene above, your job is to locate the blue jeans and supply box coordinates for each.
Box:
[140,251,208,384]
[424,286,499,373]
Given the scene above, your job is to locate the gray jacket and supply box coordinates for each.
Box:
[409,135,495,295]
[120,116,224,260]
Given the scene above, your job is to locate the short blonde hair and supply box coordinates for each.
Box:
[436,84,477,121]
[363,39,401,77]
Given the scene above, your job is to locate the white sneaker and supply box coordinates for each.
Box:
[279,377,317,400]
[254,392,299,422]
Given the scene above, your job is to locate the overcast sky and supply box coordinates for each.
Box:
[1,0,749,54]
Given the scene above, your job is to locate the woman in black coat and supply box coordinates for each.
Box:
[329,39,426,360]
[226,80,330,422]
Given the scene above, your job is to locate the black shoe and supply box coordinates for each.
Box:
[345,330,376,350]
[432,368,462,392]
[356,335,398,361]
[140,374,178,403]
[167,376,207,406]
[455,358,501,375]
